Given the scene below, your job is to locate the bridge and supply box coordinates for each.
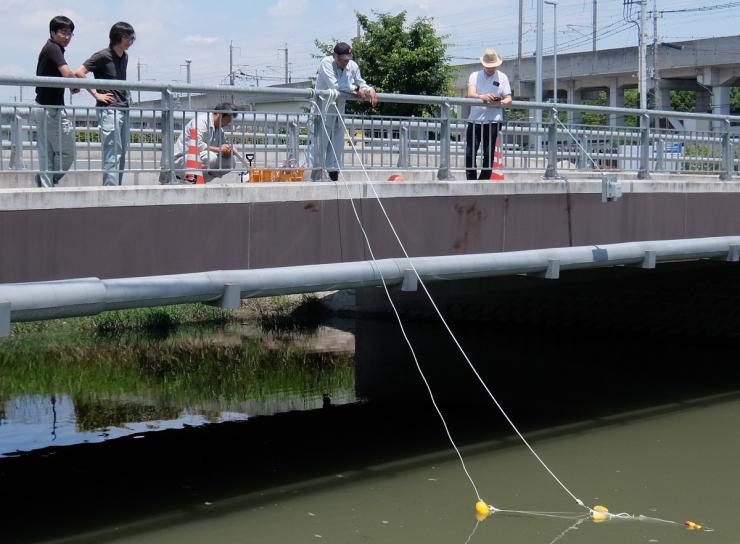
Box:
[453,35,740,128]
[0,76,739,336]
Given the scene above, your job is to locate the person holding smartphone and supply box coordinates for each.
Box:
[465,48,512,180]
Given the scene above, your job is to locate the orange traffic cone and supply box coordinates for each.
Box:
[489,135,505,181]
[184,126,204,184]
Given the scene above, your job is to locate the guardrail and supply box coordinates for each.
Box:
[1,74,738,185]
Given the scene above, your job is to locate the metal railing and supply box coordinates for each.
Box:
[1,74,738,185]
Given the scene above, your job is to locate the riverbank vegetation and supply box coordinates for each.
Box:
[0,296,353,423]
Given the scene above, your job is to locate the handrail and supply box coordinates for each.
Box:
[1,74,737,184]
[2,74,739,123]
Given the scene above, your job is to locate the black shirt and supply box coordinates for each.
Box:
[35,39,68,106]
[83,46,129,107]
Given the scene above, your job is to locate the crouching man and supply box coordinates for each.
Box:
[163,103,236,183]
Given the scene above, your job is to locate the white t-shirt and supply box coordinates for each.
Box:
[467,69,512,123]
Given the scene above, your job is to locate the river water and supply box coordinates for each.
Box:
[1,313,739,544]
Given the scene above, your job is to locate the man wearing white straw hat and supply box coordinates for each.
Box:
[466,48,512,180]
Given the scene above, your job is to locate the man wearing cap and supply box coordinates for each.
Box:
[167,103,236,183]
[466,48,512,180]
[306,41,377,181]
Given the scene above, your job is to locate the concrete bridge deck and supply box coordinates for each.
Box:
[2,172,739,285]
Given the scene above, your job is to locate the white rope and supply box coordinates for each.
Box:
[323,102,590,512]
[311,101,483,501]
[463,520,481,544]
[310,100,712,534]
[494,508,587,520]
[554,115,606,173]
[548,517,588,544]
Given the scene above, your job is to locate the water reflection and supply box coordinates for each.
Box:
[2,312,740,544]
[0,321,355,457]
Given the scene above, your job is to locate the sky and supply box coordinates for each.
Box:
[1,0,739,104]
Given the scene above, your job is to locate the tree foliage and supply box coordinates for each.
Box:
[315,10,454,116]
[670,90,696,113]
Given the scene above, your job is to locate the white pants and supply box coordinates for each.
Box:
[172,150,235,182]
[305,108,345,181]
[33,106,75,188]
[98,108,130,186]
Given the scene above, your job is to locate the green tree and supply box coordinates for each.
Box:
[730,87,739,114]
[580,90,608,126]
[316,10,453,116]
[622,88,639,127]
[670,90,696,112]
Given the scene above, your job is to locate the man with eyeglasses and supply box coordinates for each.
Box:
[305,41,377,181]
[76,22,136,186]
[33,16,80,188]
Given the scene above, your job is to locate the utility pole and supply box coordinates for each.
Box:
[278,43,288,85]
[533,0,545,154]
[229,41,235,85]
[137,58,145,104]
[535,0,544,121]
[518,0,524,95]
[639,0,648,109]
[545,1,558,103]
[592,0,598,51]
[184,58,192,109]
[652,0,660,110]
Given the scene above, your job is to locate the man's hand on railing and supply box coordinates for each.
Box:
[356,87,378,106]
[92,91,116,104]
[219,144,232,157]
[480,93,499,104]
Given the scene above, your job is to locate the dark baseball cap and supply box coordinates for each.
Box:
[333,42,353,60]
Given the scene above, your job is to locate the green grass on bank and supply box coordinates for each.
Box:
[0,297,352,414]
[0,333,353,405]
[9,304,233,337]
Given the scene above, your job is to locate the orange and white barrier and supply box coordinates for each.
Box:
[184,126,204,184]
[490,135,505,181]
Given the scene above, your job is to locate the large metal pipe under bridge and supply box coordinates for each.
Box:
[1,236,739,337]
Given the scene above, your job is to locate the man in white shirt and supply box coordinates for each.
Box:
[306,42,377,181]
[466,48,512,180]
[170,103,235,183]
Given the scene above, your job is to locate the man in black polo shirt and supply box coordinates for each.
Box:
[76,22,135,186]
[34,15,80,188]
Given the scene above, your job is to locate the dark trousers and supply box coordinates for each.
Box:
[465,122,500,180]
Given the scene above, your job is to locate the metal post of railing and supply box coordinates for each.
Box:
[638,112,650,179]
[544,106,560,179]
[397,124,409,168]
[288,120,299,165]
[160,87,176,184]
[437,102,451,180]
[9,111,26,170]
[720,119,734,181]
[577,137,587,170]
[655,137,664,172]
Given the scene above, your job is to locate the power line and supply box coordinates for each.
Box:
[659,1,740,13]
